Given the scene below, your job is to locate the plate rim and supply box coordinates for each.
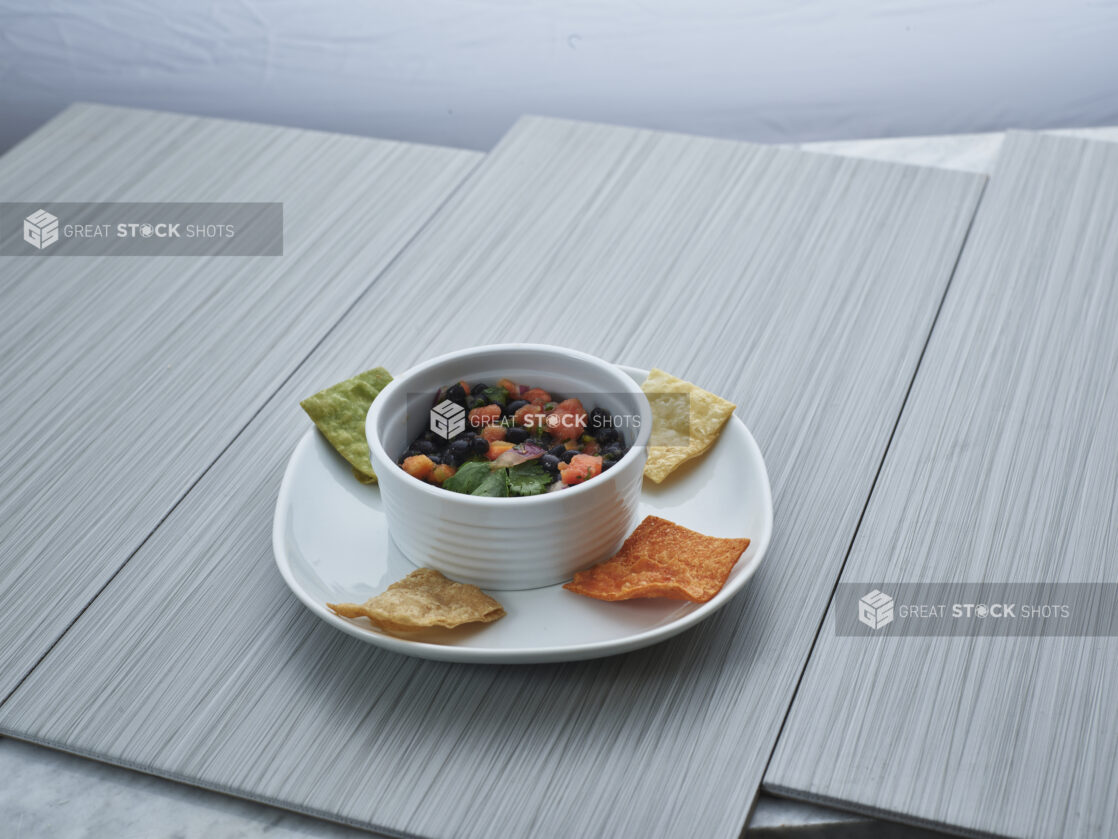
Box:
[273,363,773,663]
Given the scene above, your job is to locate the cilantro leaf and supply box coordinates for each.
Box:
[437,459,551,498]
[471,468,509,497]
[507,462,552,496]
[482,386,509,406]
[442,461,490,494]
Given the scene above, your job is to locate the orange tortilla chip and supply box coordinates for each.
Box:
[564,516,749,604]
[328,568,505,634]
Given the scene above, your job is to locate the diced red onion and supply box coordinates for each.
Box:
[490,440,546,468]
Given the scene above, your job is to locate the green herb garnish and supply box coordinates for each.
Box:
[483,385,509,407]
[442,459,553,497]
[506,462,552,496]
[442,461,491,494]
[471,469,510,497]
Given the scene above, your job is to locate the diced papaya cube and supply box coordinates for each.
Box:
[486,440,515,461]
[558,453,602,485]
[546,398,588,441]
[469,404,502,429]
[513,403,546,428]
[522,387,552,405]
[402,454,436,480]
[481,425,507,442]
[498,378,521,397]
[429,463,457,485]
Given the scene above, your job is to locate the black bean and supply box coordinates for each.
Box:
[601,459,614,471]
[561,449,578,464]
[588,406,609,431]
[548,444,566,459]
[505,399,528,417]
[541,454,560,473]
[602,443,623,461]
[471,436,490,455]
[471,382,489,396]
[427,452,442,465]
[597,425,619,444]
[414,439,437,454]
[446,383,467,404]
[448,438,470,457]
[505,427,529,444]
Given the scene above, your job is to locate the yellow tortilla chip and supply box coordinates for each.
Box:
[300,367,392,483]
[641,368,735,483]
[328,568,505,634]
[564,515,749,603]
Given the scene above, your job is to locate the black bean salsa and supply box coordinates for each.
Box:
[398,377,630,496]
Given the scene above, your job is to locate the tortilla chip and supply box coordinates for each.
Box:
[352,466,377,485]
[641,368,735,483]
[328,568,505,634]
[300,367,392,483]
[564,516,749,603]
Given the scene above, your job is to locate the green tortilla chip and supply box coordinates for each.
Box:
[300,367,392,483]
[352,466,377,485]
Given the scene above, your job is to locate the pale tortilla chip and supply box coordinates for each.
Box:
[300,367,392,483]
[641,368,735,483]
[564,516,749,603]
[328,568,505,634]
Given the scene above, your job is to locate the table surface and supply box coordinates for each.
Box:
[769,130,1118,838]
[0,103,480,702]
[0,108,984,839]
[2,106,1116,839]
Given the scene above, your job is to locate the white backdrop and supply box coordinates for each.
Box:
[1,0,1117,154]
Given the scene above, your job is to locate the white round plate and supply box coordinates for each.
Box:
[273,366,772,663]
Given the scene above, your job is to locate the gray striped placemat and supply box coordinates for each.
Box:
[0,104,481,702]
[0,116,984,839]
[767,131,1118,837]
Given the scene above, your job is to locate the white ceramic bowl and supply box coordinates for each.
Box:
[366,344,651,589]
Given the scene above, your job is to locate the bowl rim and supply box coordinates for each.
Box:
[366,343,652,505]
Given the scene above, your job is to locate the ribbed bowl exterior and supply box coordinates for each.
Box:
[377,446,646,589]
[366,344,652,590]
